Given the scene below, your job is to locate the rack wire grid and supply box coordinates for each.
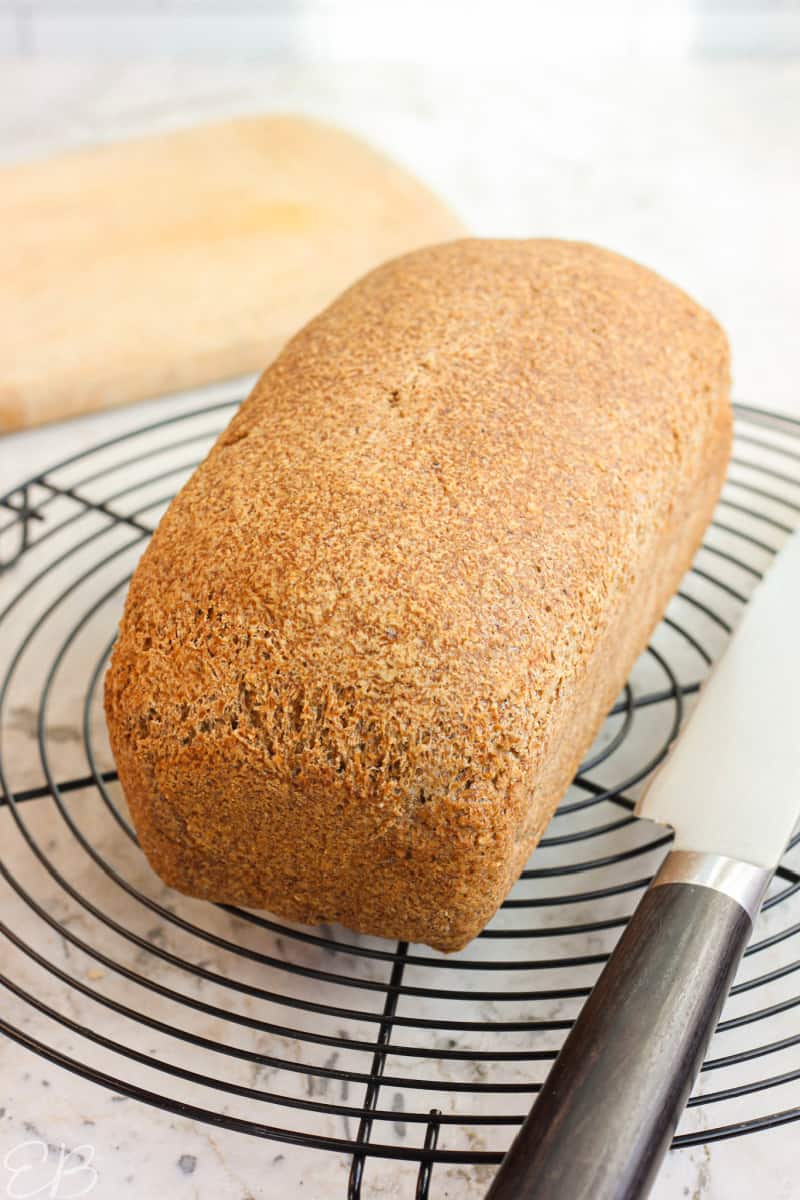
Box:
[1,395,799,1199]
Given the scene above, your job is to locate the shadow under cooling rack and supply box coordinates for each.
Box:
[1,399,800,1199]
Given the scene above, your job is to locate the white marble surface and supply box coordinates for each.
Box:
[1,55,800,1200]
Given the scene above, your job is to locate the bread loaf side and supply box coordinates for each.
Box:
[104,239,731,951]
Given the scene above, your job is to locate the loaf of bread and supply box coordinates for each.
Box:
[105,239,731,951]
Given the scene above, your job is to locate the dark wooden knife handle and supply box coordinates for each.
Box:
[484,880,753,1200]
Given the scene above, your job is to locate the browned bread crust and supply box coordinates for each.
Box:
[104,239,731,951]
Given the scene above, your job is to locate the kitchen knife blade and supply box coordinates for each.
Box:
[485,530,800,1200]
[637,529,800,865]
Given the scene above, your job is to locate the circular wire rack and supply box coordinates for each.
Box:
[1,395,799,1198]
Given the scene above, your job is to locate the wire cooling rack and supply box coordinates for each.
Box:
[1,398,799,1198]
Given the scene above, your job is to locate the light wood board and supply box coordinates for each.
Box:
[1,115,464,432]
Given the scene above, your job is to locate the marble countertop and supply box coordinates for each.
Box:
[1,55,799,1200]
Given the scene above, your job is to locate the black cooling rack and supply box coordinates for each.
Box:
[1,398,799,1199]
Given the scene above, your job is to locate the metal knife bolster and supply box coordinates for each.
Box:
[651,849,772,921]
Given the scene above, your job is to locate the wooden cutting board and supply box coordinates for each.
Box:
[0,115,465,433]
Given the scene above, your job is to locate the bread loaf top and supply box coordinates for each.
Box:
[105,239,730,949]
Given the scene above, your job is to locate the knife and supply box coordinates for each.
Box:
[485,530,800,1200]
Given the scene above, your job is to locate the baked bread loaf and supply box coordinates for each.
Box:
[105,239,731,951]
